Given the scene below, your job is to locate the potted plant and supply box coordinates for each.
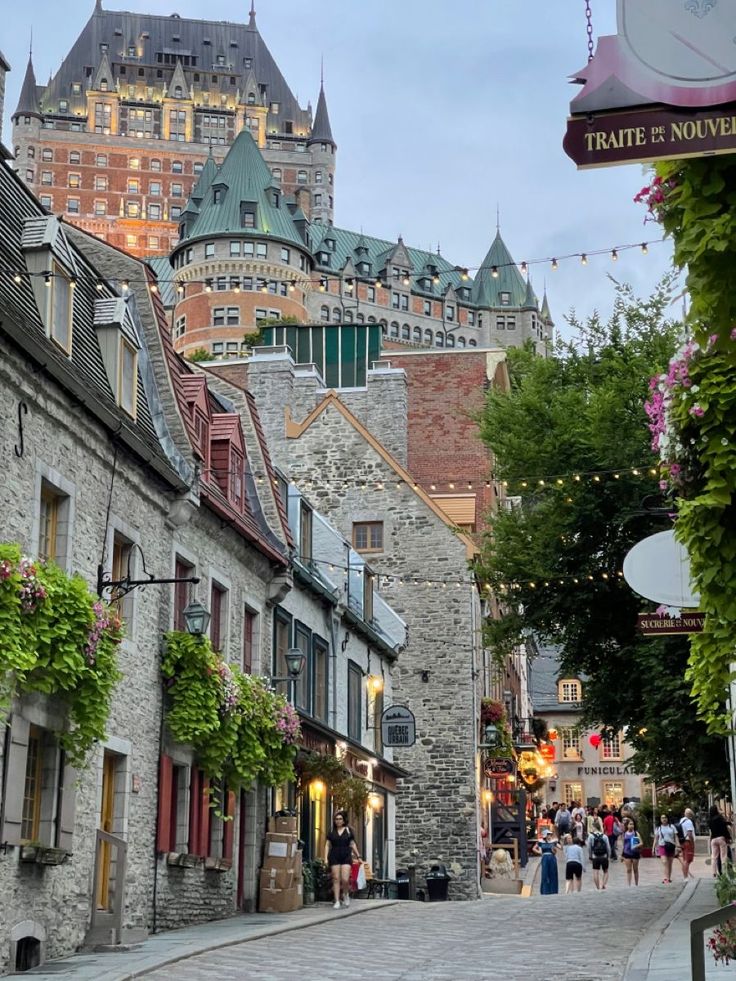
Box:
[303,861,315,905]
[311,859,333,902]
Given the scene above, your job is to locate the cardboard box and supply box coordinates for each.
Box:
[293,850,302,877]
[268,815,298,835]
[258,882,303,913]
[264,832,299,868]
[260,866,294,891]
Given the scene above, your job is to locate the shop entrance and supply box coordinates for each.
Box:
[489,788,528,868]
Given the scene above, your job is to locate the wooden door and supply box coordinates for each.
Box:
[97,752,115,909]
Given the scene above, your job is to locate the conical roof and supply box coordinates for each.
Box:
[309,83,334,145]
[189,150,218,205]
[167,60,189,99]
[13,54,41,118]
[541,290,554,324]
[471,230,527,308]
[522,276,538,310]
[181,130,304,248]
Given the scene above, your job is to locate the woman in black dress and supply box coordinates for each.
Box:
[324,810,361,909]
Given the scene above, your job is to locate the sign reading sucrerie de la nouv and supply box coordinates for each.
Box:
[637,611,705,636]
[564,104,736,170]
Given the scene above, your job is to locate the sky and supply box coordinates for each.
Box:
[1,0,679,337]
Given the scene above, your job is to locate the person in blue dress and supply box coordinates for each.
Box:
[532,827,559,894]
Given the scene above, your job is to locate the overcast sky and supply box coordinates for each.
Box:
[2,1,679,336]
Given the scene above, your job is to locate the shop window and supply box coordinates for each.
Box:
[562,782,583,807]
[603,782,624,808]
[353,521,383,554]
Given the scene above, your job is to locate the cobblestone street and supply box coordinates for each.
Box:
[146,873,686,981]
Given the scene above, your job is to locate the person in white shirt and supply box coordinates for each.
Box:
[563,833,586,893]
[678,808,696,880]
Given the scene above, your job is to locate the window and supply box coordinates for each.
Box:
[272,167,282,180]
[281,246,290,263]
[38,484,64,563]
[401,324,410,340]
[111,531,134,624]
[272,609,292,695]
[170,206,181,220]
[172,160,183,173]
[559,679,582,703]
[42,148,53,162]
[353,521,383,553]
[210,582,228,652]
[21,725,43,842]
[119,339,137,417]
[149,236,160,250]
[243,607,256,674]
[151,158,162,172]
[363,571,374,624]
[213,308,225,326]
[601,732,622,760]
[467,310,476,326]
[602,782,624,808]
[256,243,267,259]
[41,171,52,186]
[67,198,80,214]
[445,304,455,322]
[507,317,517,331]
[240,204,256,229]
[126,234,137,250]
[499,291,511,306]
[49,265,73,353]
[204,242,215,259]
[149,180,161,196]
[413,326,422,342]
[348,662,363,742]
[226,307,239,326]
[320,305,329,322]
[312,636,328,723]
[563,782,583,807]
[173,556,195,631]
[293,621,311,711]
[95,153,107,167]
[446,334,455,348]
[40,194,52,209]
[559,726,582,760]
[68,174,81,189]
[94,174,108,191]
[297,170,307,184]
[126,201,140,218]
[299,501,313,563]
[171,183,183,198]
[129,157,140,170]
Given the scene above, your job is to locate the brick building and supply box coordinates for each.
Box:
[11,2,335,258]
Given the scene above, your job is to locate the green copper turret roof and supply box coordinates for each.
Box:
[189,150,218,205]
[522,276,538,311]
[471,231,527,308]
[541,290,553,324]
[179,130,305,248]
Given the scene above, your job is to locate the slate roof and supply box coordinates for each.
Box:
[146,255,176,308]
[13,54,41,117]
[38,6,311,137]
[530,644,584,714]
[179,130,304,248]
[471,231,529,308]
[309,83,334,145]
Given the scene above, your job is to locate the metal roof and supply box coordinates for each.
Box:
[471,231,529,309]
[13,54,41,117]
[309,83,334,145]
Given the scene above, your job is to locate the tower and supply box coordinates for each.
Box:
[307,70,336,226]
[11,51,42,178]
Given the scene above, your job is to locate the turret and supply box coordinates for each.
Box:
[307,75,336,225]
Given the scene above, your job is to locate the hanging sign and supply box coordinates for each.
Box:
[564,0,736,168]
[638,610,705,635]
[483,757,514,778]
[381,705,416,747]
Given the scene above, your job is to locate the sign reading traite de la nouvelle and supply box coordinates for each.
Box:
[564,0,736,169]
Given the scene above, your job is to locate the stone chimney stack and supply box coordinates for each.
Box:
[0,51,11,158]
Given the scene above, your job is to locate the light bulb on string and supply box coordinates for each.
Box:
[611,249,618,261]
[491,266,499,278]
[13,272,22,284]
[520,261,528,274]
[580,254,588,266]
[551,258,558,271]
[641,243,648,254]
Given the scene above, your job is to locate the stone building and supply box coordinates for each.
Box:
[531,645,647,809]
[11,2,335,258]
[209,349,487,899]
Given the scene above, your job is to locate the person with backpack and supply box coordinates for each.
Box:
[620,816,642,886]
[653,813,678,883]
[677,808,696,880]
[587,826,611,889]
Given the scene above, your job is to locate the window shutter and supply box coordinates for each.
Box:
[157,754,173,853]
[223,790,236,861]
[1,716,30,846]
[188,767,201,855]
[199,777,211,856]
[57,759,78,851]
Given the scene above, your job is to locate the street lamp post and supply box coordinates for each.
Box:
[183,600,211,637]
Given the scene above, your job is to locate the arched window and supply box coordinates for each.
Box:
[247,92,256,105]
[175,86,183,98]
[390,321,399,337]
[446,334,455,347]
[457,336,466,348]
[468,338,477,347]
[381,323,387,336]
[424,329,432,345]
[344,309,353,322]
[332,307,341,322]
[367,316,376,323]
[100,79,109,91]
[320,305,330,322]
[401,323,410,340]
[435,332,444,347]
[412,326,422,342]
[315,171,323,184]
[273,167,282,180]
[356,313,365,323]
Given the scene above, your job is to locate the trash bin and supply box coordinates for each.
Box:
[425,864,451,902]
[395,869,411,900]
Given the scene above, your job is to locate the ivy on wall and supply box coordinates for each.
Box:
[161,631,300,790]
[0,543,123,765]
[639,157,736,729]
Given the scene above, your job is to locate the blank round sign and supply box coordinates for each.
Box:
[622,530,700,607]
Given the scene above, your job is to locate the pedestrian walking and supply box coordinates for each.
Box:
[653,813,678,883]
[533,827,559,895]
[586,806,603,836]
[563,833,586,893]
[708,804,731,877]
[324,810,361,909]
[587,827,611,890]
[677,808,696,880]
[620,817,641,886]
[603,809,621,859]
[572,811,586,844]
[555,803,572,838]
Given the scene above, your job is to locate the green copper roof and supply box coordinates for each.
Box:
[522,276,538,311]
[471,231,527,308]
[312,226,467,294]
[541,290,553,323]
[189,151,218,205]
[181,130,304,249]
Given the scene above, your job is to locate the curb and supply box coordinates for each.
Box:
[622,879,692,981]
[123,901,399,980]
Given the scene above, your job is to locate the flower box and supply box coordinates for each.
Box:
[204,856,232,872]
[166,851,200,868]
[20,845,71,866]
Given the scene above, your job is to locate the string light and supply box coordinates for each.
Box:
[641,243,648,255]
[580,253,588,266]
[551,258,558,271]
[491,266,499,278]
[520,261,528,274]
[611,249,618,261]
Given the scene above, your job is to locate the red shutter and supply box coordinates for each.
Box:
[174,558,192,632]
[243,609,253,674]
[188,767,201,855]
[210,585,223,652]
[199,776,211,857]
[223,790,236,861]
[157,754,173,853]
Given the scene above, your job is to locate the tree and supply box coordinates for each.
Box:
[476,278,729,796]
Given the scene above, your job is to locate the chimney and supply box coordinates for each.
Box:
[0,51,10,158]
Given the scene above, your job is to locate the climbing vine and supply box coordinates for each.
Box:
[161,631,300,791]
[638,156,736,729]
[0,543,123,765]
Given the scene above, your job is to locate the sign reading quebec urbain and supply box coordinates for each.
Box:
[380,705,416,748]
[564,0,736,169]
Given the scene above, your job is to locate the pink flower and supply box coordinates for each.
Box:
[731,328,736,341]
[690,405,705,418]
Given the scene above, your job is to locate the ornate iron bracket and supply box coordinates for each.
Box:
[14,401,28,458]
[96,542,200,598]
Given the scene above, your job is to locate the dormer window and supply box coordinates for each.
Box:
[100,79,109,91]
[499,291,511,306]
[194,410,210,468]
[240,204,257,229]
[230,450,243,508]
[559,679,582,703]
[299,501,313,564]
[50,263,73,355]
[213,187,225,204]
[119,338,138,418]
